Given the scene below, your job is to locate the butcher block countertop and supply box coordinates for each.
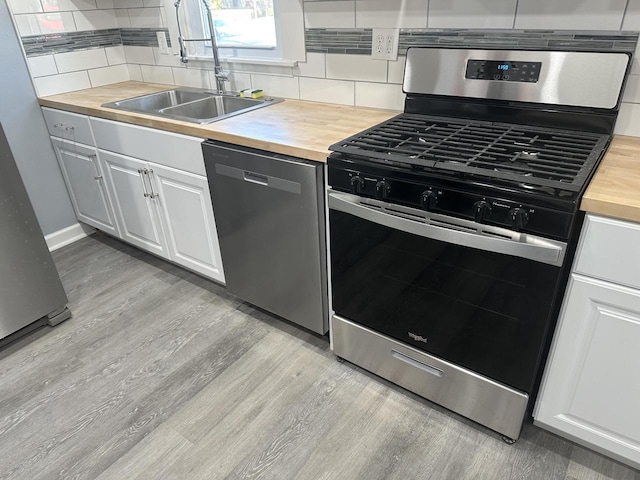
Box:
[581,136,640,223]
[38,81,398,162]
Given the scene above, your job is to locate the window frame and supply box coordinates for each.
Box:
[163,0,305,65]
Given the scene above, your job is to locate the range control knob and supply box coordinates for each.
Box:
[473,200,492,223]
[509,208,530,231]
[375,180,391,200]
[420,190,439,211]
[350,175,365,194]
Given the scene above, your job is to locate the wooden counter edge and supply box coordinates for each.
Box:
[38,97,333,163]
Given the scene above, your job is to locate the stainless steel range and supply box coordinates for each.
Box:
[327,48,630,441]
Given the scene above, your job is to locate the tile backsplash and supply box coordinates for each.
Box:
[7,0,640,137]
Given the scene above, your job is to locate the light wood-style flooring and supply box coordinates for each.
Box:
[1,233,638,480]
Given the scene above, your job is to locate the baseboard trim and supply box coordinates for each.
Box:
[45,222,96,252]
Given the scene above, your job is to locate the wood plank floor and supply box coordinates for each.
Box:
[0,233,638,480]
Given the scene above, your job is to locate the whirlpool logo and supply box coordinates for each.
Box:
[408,332,428,343]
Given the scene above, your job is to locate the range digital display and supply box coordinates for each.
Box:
[465,60,542,83]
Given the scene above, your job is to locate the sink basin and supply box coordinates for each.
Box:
[105,89,210,112]
[102,88,283,124]
[160,96,266,123]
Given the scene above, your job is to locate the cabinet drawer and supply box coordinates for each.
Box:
[575,214,640,290]
[42,107,95,146]
[90,118,205,176]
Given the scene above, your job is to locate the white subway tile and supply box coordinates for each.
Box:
[172,67,212,89]
[54,49,108,73]
[623,0,640,30]
[623,75,640,104]
[209,72,251,92]
[105,45,126,65]
[153,47,183,67]
[140,65,174,84]
[615,103,640,137]
[143,0,163,6]
[96,0,115,8]
[429,0,516,28]
[128,7,163,28]
[41,0,97,11]
[15,12,77,35]
[28,55,58,77]
[356,0,427,28]
[7,0,42,14]
[326,54,387,82]
[250,74,300,99]
[34,71,91,97]
[115,9,131,27]
[355,82,405,110]
[295,52,326,78]
[89,64,130,87]
[304,1,355,28]
[515,0,627,30]
[113,0,142,7]
[73,9,117,30]
[123,46,155,65]
[128,64,143,81]
[299,77,354,105]
[387,56,406,84]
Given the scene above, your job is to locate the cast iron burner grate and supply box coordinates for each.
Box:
[330,113,609,192]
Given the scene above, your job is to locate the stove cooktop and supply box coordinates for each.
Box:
[329,113,610,195]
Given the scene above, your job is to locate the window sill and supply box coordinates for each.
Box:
[189,56,298,68]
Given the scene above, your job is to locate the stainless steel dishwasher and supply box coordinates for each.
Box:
[203,141,328,334]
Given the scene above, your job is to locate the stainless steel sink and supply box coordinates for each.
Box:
[102,88,283,124]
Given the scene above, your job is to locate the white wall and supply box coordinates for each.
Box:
[6,0,130,96]
[0,0,77,235]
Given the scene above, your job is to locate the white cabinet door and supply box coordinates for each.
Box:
[535,274,640,469]
[51,138,119,237]
[99,150,168,259]
[149,163,225,283]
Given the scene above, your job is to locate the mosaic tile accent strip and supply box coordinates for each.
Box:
[23,29,121,57]
[21,28,172,57]
[306,28,639,56]
[305,28,373,55]
[120,28,172,48]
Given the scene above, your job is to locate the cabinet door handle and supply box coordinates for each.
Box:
[94,175,103,181]
[138,168,150,198]
[145,168,159,199]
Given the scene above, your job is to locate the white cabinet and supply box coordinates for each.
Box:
[45,108,225,284]
[535,214,640,470]
[99,150,168,259]
[50,138,119,237]
[151,164,225,283]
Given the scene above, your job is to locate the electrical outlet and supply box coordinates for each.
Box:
[156,31,169,55]
[371,28,399,61]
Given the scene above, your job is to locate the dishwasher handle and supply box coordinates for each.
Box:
[214,163,302,195]
[243,171,269,186]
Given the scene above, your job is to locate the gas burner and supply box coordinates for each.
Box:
[330,113,608,193]
[515,151,540,161]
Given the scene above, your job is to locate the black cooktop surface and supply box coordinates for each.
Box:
[329,113,609,194]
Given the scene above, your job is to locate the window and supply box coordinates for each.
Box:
[201,0,277,48]
[165,0,304,64]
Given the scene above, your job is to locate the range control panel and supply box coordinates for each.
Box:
[465,60,542,83]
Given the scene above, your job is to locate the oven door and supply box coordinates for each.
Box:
[329,190,568,393]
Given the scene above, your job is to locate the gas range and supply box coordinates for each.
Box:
[327,47,631,441]
[328,114,611,241]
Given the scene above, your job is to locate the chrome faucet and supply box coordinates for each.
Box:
[174,0,230,94]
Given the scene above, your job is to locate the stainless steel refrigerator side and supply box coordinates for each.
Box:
[0,124,70,340]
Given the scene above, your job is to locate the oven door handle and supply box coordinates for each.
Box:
[328,191,567,267]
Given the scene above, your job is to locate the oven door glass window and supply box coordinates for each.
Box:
[330,209,561,393]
